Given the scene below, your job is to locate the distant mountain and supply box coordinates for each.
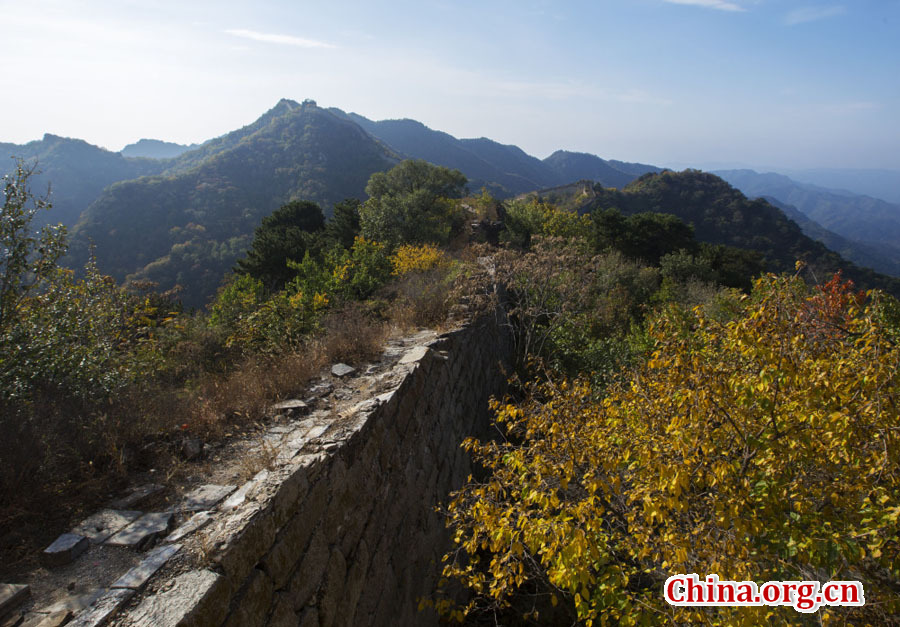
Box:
[715,169,900,268]
[69,99,398,306]
[760,196,900,277]
[329,109,658,195]
[331,113,541,195]
[120,139,200,160]
[570,170,900,296]
[783,167,900,205]
[1,134,163,228]
[543,150,661,189]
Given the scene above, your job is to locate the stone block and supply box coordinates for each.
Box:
[71,509,142,544]
[177,484,237,512]
[111,543,181,590]
[223,569,273,627]
[0,584,30,617]
[398,346,430,365]
[21,610,72,627]
[165,511,214,543]
[108,484,164,509]
[330,363,355,378]
[270,399,309,417]
[270,465,310,528]
[213,506,277,586]
[40,590,104,615]
[262,508,317,589]
[266,593,298,627]
[67,588,133,627]
[42,533,89,566]
[105,512,173,549]
[297,607,318,627]
[288,530,328,611]
[221,470,269,511]
[126,569,231,627]
[334,539,369,626]
[318,548,346,627]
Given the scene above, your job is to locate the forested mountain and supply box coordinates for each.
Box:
[543,150,660,189]
[1,134,164,228]
[329,109,657,195]
[555,170,900,295]
[68,100,399,306]
[331,114,542,195]
[762,196,900,276]
[120,139,199,159]
[716,169,900,252]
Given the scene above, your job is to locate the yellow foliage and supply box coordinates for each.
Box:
[440,273,900,624]
[390,243,449,276]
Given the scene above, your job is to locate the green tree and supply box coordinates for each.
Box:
[359,159,467,247]
[235,200,326,290]
[1,159,67,329]
[325,198,362,249]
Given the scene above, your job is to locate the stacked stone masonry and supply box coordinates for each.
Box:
[119,307,511,626]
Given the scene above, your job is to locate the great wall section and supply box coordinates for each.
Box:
[2,298,513,627]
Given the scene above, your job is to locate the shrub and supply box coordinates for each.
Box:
[390,243,450,276]
[440,273,900,625]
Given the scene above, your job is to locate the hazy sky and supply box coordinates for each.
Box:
[2,0,898,170]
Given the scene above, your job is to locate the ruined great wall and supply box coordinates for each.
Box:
[1,300,512,627]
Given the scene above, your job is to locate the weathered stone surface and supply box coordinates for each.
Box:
[306,382,333,399]
[177,484,236,512]
[115,309,512,627]
[266,593,297,627]
[165,511,214,543]
[0,584,30,617]
[42,533,89,566]
[270,399,309,417]
[41,590,104,615]
[72,509,142,544]
[297,607,318,627]
[222,569,272,627]
[21,610,72,627]
[221,471,269,511]
[288,530,328,610]
[330,363,355,378]
[105,512,173,548]
[213,506,276,585]
[111,543,181,589]
[303,424,329,442]
[127,569,231,627]
[108,484,164,509]
[399,345,430,364]
[67,588,133,627]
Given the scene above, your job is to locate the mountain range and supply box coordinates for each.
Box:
[715,169,900,276]
[3,98,900,305]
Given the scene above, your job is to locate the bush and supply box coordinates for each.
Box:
[440,273,900,625]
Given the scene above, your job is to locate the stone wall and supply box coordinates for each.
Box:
[121,307,511,627]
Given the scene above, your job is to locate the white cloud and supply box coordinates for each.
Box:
[224,29,336,49]
[662,0,745,12]
[784,5,845,25]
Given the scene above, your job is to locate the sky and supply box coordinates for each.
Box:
[1,0,898,170]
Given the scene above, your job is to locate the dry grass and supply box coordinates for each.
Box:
[386,267,457,333]
[0,253,470,575]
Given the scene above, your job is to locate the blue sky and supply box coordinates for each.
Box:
[1,0,898,170]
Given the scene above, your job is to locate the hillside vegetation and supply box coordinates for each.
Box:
[1,134,163,228]
[5,153,900,624]
[530,170,900,297]
[68,100,399,306]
